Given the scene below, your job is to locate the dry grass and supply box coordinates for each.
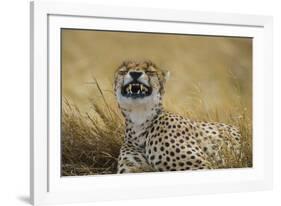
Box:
[62,80,124,175]
[62,79,252,176]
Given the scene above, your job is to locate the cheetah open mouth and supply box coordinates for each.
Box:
[121,81,152,98]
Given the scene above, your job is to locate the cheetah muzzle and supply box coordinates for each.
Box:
[114,60,242,174]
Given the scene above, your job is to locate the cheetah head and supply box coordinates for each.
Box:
[114,61,169,122]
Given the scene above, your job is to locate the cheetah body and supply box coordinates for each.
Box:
[114,61,241,173]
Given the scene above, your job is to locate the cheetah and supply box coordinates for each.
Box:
[114,60,241,173]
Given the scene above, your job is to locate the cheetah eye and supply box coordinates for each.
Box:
[118,70,127,75]
[145,71,157,75]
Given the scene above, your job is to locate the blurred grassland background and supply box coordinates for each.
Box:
[62,29,252,176]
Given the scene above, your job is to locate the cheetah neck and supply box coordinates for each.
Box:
[120,95,164,125]
[127,107,162,125]
[123,104,164,147]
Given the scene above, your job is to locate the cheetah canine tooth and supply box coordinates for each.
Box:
[126,84,132,94]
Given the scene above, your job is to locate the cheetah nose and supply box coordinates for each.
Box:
[129,71,142,80]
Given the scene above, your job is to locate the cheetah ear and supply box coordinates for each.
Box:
[163,70,170,81]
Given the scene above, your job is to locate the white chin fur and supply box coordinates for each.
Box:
[116,88,159,125]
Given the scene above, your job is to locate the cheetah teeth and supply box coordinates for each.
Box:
[126,83,148,94]
[140,84,148,92]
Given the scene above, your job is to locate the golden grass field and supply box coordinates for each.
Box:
[61,29,252,176]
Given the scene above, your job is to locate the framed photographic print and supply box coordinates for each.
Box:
[30,0,273,205]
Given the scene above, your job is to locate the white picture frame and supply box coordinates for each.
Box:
[30,0,273,205]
